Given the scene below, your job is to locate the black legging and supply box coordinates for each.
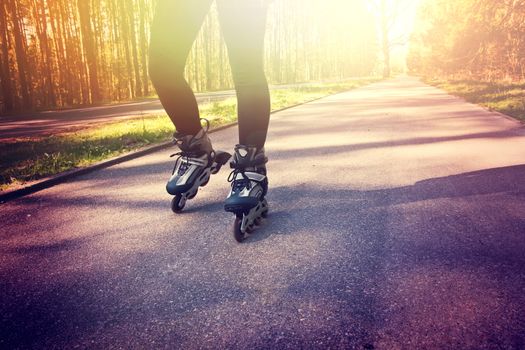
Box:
[149,0,271,149]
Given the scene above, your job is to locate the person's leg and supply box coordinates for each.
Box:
[218,1,270,241]
[149,0,213,136]
[150,1,232,212]
[216,0,271,149]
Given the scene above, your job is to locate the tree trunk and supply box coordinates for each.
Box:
[77,0,101,103]
[10,0,32,110]
[138,0,150,96]
[120,1,135,99]
[127,1,142,97]
[380,0,391,79]
[34,0,57,107]
[0,1,13,112]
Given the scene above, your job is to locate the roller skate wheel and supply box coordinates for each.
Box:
[233,216,245,243]
[171,194,186,213]
[187,188,198,199]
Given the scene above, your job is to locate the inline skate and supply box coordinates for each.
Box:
[167,120,231,212]
[224,144,269,242]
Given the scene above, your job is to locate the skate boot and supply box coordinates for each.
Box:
[167,120,231,212]
[224,144,269,242]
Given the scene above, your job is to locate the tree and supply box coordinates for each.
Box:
[9,0,33,109]
[369,0,416,78]
[77,0,100,104]
[0,0,379,114]
[408,0,525,80]
[0,1,13,111]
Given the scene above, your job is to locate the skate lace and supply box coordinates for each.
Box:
[169,119,210,176]
[170,151,199,176]
[227,166,252,192]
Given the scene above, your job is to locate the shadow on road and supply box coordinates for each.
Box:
[1,164,524,348]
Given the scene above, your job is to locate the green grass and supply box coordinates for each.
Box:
[424,77,525,122]
[0,78,379,190]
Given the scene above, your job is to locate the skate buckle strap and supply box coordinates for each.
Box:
[229,156,267,170]
[228,169,266,192]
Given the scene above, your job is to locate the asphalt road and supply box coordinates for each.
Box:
[1,77,524,349]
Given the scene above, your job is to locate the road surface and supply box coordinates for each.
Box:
[1,77,524,349]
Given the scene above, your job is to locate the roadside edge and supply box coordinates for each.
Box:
[0,93,338,203]
[418,76,525,126]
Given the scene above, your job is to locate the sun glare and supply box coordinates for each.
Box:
[365,0,423,70]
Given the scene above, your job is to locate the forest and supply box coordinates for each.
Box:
[0,0,377,113]
[408,0,525,80]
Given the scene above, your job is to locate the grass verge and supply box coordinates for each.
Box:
[424,77,525,122]
[1,78,380,190]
